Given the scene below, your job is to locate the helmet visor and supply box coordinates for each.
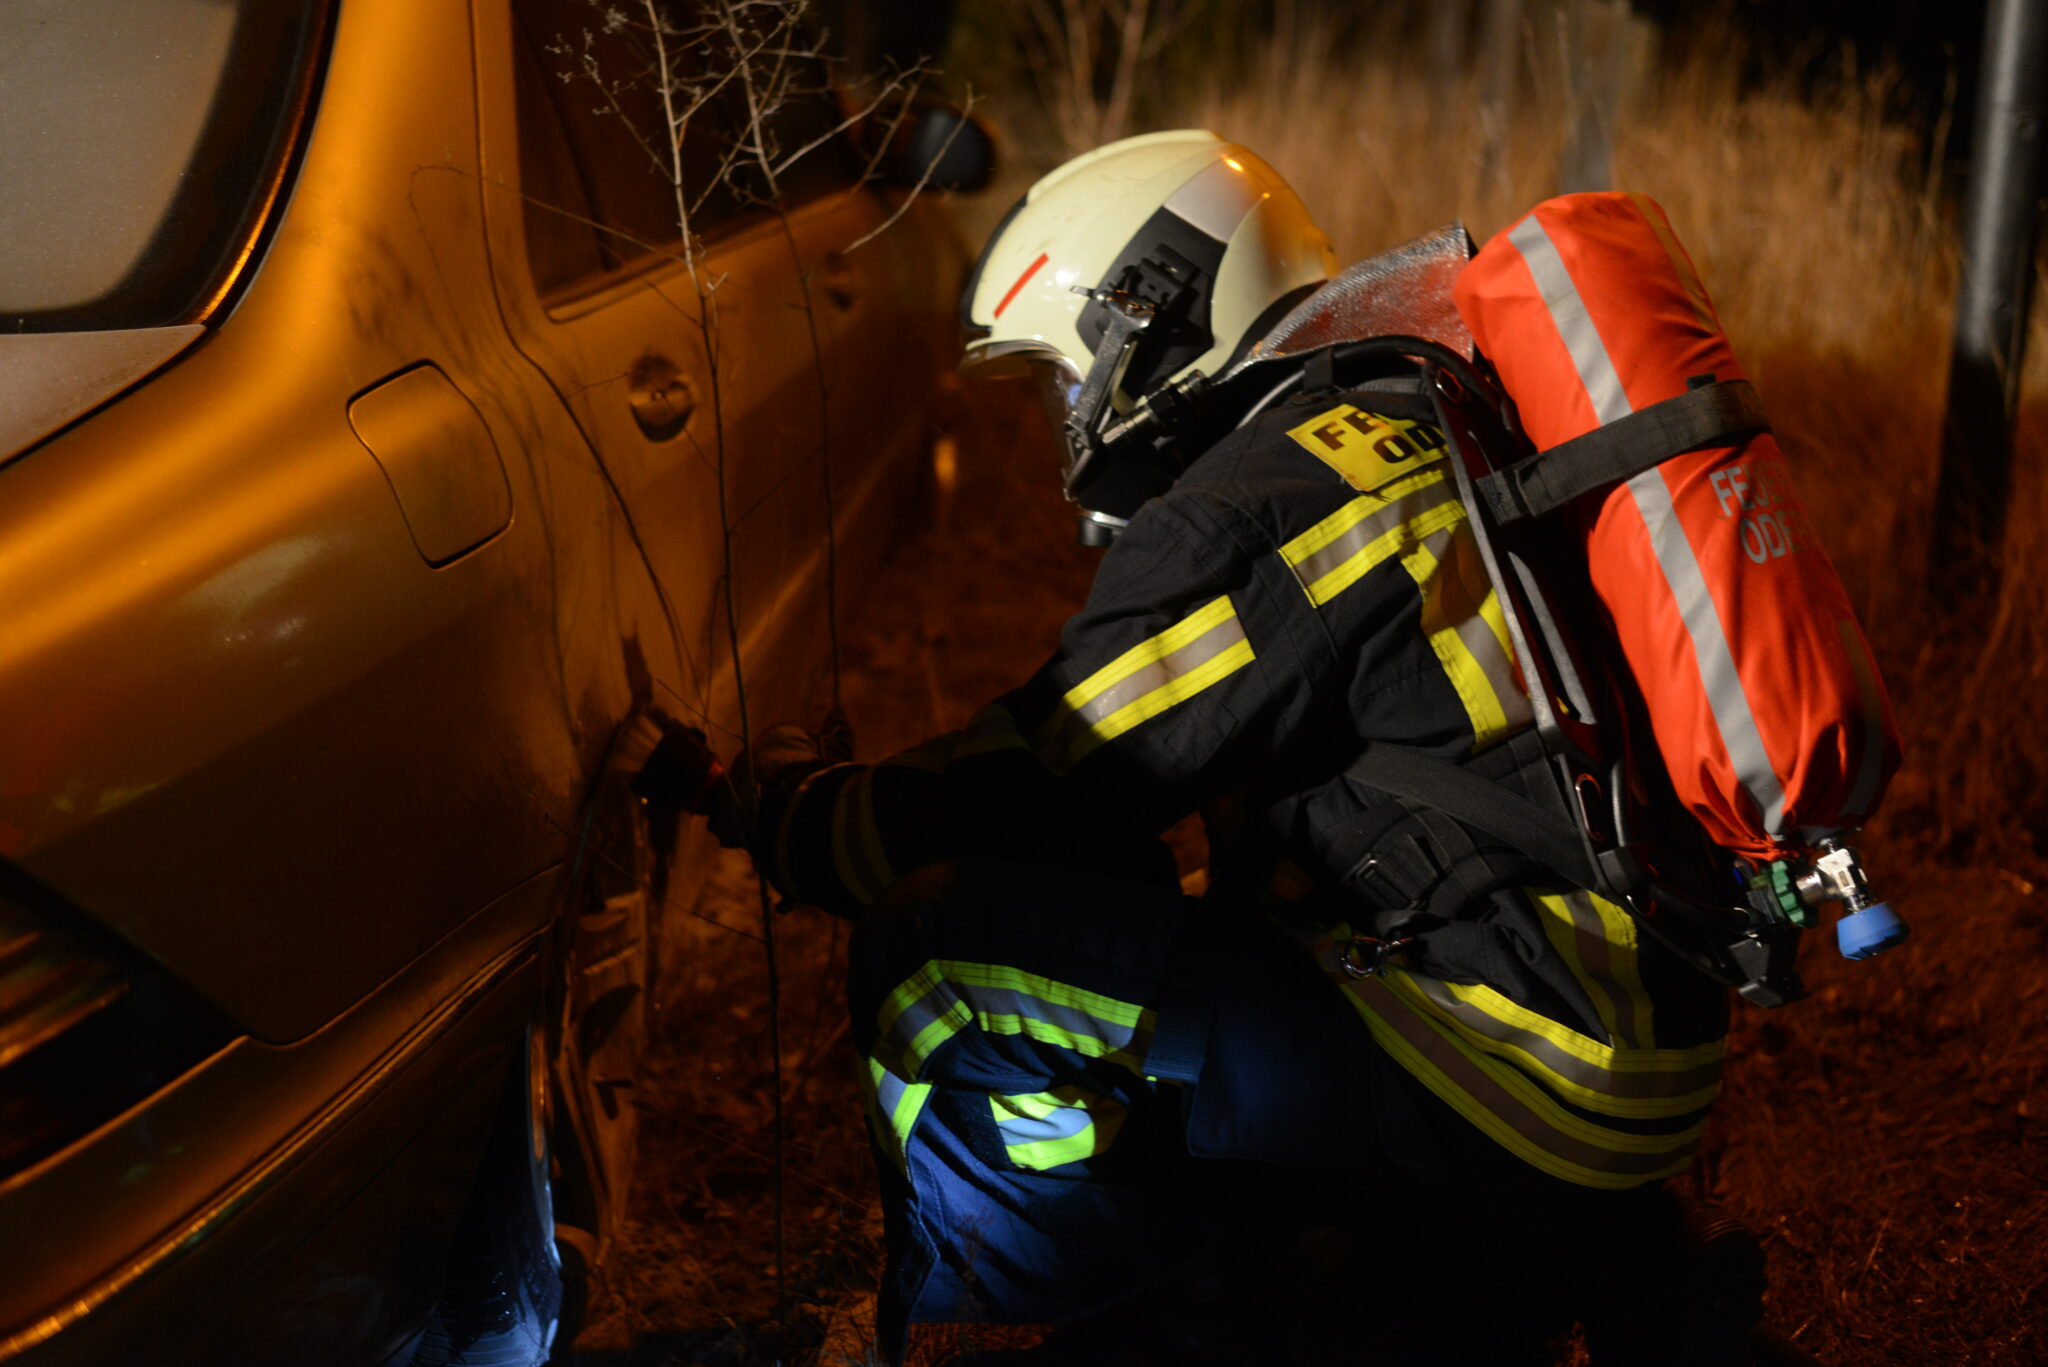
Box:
[961,341,1086,466]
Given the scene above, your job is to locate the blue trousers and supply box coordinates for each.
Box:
[846,858,1448,1360]
[847,858,1730,1366]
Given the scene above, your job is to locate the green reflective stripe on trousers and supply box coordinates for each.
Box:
[866,1058,933,1175]
[874,960,1157,1080]
[875,960,972,1077]
[1394,972,1722,1119]
[989,1087,1127,1171]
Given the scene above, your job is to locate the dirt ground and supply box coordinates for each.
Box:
[561,376,2048,1365]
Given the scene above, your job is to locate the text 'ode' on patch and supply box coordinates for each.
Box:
[1286,404,1449,494]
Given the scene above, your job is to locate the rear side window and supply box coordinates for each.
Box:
[0,0,328,333]
[512,0,861,297]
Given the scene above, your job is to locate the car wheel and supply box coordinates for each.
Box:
[408,1025,564,1367]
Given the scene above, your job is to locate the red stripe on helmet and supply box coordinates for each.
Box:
[993,252,1049,319]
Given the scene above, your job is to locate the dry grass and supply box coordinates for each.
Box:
[567,16,2048,1367]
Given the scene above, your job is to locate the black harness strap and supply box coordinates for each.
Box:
[1474,378,1770,526]
[1324,733,1598,929]
[1345,735,1591,884]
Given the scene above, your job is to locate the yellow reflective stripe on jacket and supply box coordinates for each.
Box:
[879,706,1028,774]
[1278,469,1456,605]
[1308,932,1705,1188]
[955,704,1029,759]
[1034,596,1256,771]
[874,960,1157,1080]
[878,740,948,774]
[865,1057,933,1175]
[989,1086,1128,1171]
[1532,889,1657,1049]
[1283,478,1531,751]
[1399,520,1533,752]
[1388,972,1722,1120]
[776,761,858,906]
[1335,965,1702,1189]
[830,767,895,906]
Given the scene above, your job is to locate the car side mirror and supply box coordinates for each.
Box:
[880,105,996,193]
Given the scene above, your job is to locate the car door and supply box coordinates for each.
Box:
[477,0,882,743]
[0,0,581,1044]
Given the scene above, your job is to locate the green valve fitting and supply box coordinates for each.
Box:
[1754,860,1816,929]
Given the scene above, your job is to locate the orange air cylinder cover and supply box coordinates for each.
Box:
[1452,192,1899,859]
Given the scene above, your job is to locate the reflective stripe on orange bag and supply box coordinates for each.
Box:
[1452,192,1899,857]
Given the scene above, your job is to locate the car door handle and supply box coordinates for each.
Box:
[627,354,695,442]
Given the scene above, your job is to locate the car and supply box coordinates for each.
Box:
[0,1,983,1362]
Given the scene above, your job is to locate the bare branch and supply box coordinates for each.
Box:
[777,65,927,183]
[841,88,982,255]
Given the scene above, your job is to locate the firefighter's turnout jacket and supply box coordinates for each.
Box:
[768,385,1729,1195]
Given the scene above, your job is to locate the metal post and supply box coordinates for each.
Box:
[1933,0,2048,595]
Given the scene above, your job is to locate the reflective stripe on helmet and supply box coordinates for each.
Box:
[993,252,1049,320]
[959,131,1334,400]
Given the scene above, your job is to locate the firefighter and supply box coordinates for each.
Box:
[743,132,1761,1366]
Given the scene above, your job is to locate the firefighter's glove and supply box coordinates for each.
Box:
[630,718,747,849]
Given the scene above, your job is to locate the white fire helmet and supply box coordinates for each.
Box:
[959,129,1337,514]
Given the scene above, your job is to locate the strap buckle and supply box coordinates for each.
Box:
[1336,932,1416,979]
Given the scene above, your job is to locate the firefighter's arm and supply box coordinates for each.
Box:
[758,486,1345,917]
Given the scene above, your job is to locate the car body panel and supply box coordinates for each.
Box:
[0,327,206,463]
[0,0,969,1357]
[348,363,516,565]
[471,0,959,737]
[0,0,580,1043]
[0,871,556,1366]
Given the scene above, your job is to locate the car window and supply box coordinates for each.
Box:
[0,0,328,333]
[512,0,861,296]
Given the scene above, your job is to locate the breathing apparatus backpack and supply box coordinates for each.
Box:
[1085,194,1907,1007]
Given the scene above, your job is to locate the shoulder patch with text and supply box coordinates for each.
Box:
[1285,405,1449,494]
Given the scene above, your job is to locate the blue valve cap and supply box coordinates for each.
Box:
[1836,902,1908,960]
